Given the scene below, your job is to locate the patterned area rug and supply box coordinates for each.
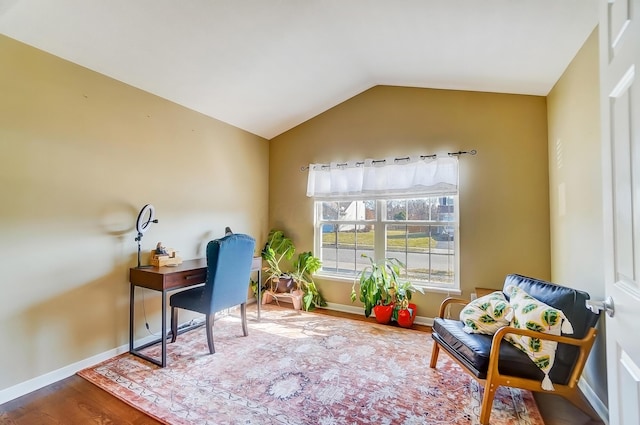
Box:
[78,306,544,425]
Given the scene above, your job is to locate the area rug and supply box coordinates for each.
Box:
[78,306,544,425]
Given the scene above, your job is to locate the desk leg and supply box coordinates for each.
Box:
[161,290,167,367]
[257,268,261,321]
[129,278,205,368]
[129,286,169,368]
[129,283,134,352]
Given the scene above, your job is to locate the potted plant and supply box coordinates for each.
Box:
[261,229,326,311]
[290,251,325,311]
[391,278,420,327]
[396,300,418,328]
[350,254,421,325]
[261,229,296,293]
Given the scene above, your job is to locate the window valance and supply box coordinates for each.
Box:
[306,156,458,200]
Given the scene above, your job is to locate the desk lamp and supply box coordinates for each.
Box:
[135,204,158,268]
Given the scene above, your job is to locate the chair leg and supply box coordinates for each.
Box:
[479,381,497,425]
[170,307,178,343]
[429,340,440,368]
[241,303,248,337]
[206,313,215,354]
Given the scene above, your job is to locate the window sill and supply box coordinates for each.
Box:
[315,273,461,296]
[314,273,358,284]
[412,284,461,296]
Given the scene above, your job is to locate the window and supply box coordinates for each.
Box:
[306,155,459,291]
[315,195,458,289]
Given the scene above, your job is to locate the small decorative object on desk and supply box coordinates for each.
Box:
[150,242,182,267]
[155,242,168,255]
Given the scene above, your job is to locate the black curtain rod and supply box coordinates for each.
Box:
[300,150,476,171]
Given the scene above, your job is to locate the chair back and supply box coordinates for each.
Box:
[502,274,601,383]
[203,233,256,312]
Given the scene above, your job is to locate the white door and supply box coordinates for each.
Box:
[599,0,640,423]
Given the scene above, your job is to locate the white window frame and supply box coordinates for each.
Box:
[313,195,460,293]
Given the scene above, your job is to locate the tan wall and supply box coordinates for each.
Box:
[0,35,269,392]
[547,28,608,407]
[269,85,551,317]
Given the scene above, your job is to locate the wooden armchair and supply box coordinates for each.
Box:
[429,274,601,425]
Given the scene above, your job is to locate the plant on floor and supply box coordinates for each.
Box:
[261,229,296,292]
[350,254,421,324]
[290,251,326,310]
[261,229,326,311]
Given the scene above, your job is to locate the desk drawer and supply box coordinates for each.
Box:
[165,270,207,290]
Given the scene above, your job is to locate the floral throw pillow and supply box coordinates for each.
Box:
[505,285,574,391]
[460,291,513,335]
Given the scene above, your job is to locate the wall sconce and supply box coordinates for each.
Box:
[135,204,158,268]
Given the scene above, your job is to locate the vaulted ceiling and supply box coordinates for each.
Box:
[0,0,598,139]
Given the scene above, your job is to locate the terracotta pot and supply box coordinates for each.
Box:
[373,304,394,324]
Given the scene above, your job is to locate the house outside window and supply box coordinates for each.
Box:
[314,195,459,291]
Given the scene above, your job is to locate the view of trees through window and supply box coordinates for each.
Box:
[316,196,457,287]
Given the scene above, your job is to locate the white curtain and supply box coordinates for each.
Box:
[306,156,458,199]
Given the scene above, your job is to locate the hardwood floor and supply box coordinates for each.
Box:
[0,375,158,425]
[533,392,603,425]
[0,307,605,425]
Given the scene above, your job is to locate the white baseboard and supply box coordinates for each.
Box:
[0,325,194,406]
[322,302,434,327]
[323,302,367,315]
[0,342,129,405]
[578,377,609,425]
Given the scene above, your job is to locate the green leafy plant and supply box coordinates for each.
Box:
[261,229,326,311]
[261,230,295,285]
[290,251,325,310]
[350,254,421,319]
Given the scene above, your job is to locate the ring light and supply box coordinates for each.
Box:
[136,204,156,234]
[134,204,159,268]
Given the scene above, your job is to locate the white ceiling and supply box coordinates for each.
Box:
[0,0,598,139]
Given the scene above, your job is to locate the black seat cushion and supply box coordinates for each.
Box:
[432,318,549,382]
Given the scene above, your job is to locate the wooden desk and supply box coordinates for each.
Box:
[129,257,262,367]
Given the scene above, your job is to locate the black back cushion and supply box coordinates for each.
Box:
[502,274,600,375]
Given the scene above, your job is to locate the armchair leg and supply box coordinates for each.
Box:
[241,303,248,337]
[479,382,497,425]
[206,313,215,354]
[429,340,440,368]
[170,307,178,343]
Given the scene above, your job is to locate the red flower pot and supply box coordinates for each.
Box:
[397,303,417,328]
[373,304,394,324]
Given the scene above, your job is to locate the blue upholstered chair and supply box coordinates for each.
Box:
[170,233,256,354]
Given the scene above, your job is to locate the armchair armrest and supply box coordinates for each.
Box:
[491,325,595,347]
[487,325,598,388]
[437,297,470,318]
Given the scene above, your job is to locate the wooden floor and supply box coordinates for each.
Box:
[0,308,604,425]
